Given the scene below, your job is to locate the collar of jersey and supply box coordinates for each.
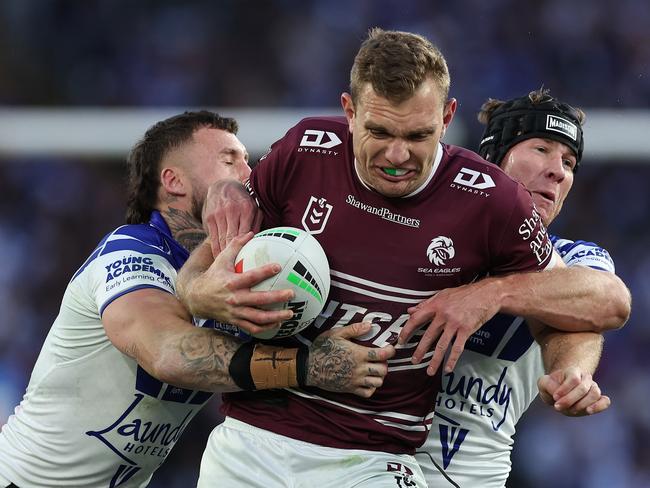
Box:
[353,142,443,198]
[148,210,191,261]
[149,210,173,238]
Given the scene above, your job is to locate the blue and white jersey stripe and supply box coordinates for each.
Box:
[550,234,615,272]
[0,211,217,488]
[421,234,618,488]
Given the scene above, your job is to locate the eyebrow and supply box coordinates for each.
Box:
[365,121,435,138]
[539,139,577,159]
[221,147,249,160]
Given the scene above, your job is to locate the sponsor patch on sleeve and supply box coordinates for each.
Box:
[94,252,177,313]
[517,207,553,266]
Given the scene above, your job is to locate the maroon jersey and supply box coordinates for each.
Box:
[222,116,553,454]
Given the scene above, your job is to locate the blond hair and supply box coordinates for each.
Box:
[350,27,450,105]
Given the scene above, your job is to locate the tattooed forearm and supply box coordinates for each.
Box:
[162,207,206,251]
[177,330,242,391]
[307,335,355,391]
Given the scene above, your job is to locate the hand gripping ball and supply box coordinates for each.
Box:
[235,227,330,339]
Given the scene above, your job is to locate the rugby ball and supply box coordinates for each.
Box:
[235,227,330,339]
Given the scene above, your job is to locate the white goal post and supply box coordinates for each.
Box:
[0,107,647,161]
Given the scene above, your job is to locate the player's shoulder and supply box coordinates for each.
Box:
[440,143,529,206]
[442,143,523,188]
[551,234,615,272]
[282,115,349,145]
[294,115,349,131]
[260,115,349,169]
[71,222,175,282]
[105,222,167,249]
[93,222,177,264]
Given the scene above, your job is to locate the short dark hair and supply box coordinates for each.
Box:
[125,111,238,224]
[350,27,450,105]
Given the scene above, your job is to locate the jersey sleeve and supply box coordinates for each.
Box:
[551,236,616,272]
[491,183,556,275]
[84,228,179,316]
[248,123,305,228]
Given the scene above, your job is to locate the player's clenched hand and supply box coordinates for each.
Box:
[181,233,295,335]
[203,179,262,256]
[306,322,395,398]
[398,280,500,377]
[538,367,611,416]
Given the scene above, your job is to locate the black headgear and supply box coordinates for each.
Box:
[478,93,584,172]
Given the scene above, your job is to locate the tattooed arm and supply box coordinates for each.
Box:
[102,288,394,395]
[306,323,395,398]
[103,288,241,391]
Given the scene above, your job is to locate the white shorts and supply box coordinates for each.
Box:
[414,449,460,488]
[197,417,428,488]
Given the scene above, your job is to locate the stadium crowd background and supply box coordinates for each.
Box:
[0,1,648,486]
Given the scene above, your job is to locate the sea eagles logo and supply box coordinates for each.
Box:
[301,196,333,234]
[427,236,455,266]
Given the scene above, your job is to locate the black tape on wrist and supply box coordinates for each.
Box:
[296,346,309,388]
[229,342,256,391]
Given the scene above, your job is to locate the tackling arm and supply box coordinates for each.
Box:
[400,254,630,375]
[535,325,603,374]
[530,319,610,416]
[495,265,631,333]
[103,287,241,392]
[102,288,395,397]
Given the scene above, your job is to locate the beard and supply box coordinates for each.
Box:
[191,191,204,224]
[189,175,208,223]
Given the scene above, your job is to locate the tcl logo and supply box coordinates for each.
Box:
[453,167,495,190]
[300,130,342,149]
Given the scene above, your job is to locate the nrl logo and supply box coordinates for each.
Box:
[301,196,333,234]
[427,236,455,266]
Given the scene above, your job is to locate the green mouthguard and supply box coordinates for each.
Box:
[384,168,398,176]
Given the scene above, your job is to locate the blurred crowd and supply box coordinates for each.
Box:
[1,0,649,135]
[0,0,648,487]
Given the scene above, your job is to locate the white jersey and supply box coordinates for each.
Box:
[418,236,616,487]
[0,212,214,488]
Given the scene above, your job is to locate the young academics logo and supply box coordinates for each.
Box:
[104,256,174,293]
[301,196,333,234]
[427,236,455,266]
